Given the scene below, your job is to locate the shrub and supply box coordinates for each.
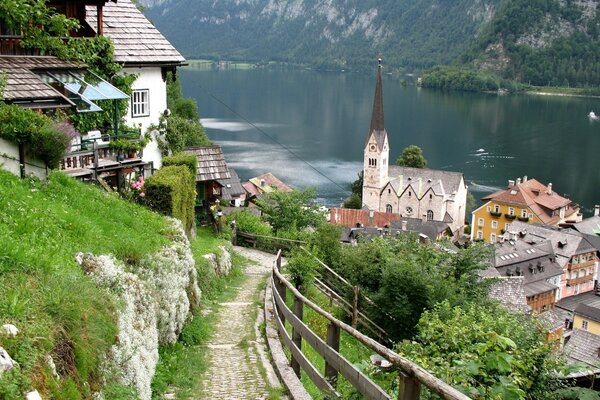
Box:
[144,166,195,235]
[162,153,197,176]
[226,209,272,236]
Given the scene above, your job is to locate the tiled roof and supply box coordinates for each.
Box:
[493,239,563,286]
[246,172,293,195]
[524,280,558,297]
[184,145,230,182]
[575,303,600,323]
[387,166,464,197]
[537,308,567,332]
[564,329,600,368]
[574,215,600,236]
[216,168,245,200]
[86,0,185,65]
[0,56,80,104]
[329,208,401,228]
[488,276,531,314]
[557,291,600,313]
[483,178,576,225]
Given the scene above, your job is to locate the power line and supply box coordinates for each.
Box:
[200,85,353,198]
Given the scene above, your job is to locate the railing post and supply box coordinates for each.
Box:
[290,297,304,378]
[325,321,340,386]
[352,286,359,328]
[398,372,421,400]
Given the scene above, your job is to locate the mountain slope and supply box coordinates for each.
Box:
[142,0,499,71]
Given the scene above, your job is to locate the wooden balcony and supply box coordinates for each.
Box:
[568,260,596,271]
[0,36,39,56]
[566,274,593,287]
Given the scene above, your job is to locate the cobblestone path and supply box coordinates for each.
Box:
[199,246,279,400]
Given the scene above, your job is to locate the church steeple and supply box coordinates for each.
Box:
[370,58,385,132]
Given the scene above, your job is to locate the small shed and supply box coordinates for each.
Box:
[184,145,231,207]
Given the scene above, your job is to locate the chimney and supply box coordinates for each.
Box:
[508,179,515,187]
[260,178,265,187]
[516,178,521,185]
[547,183,552,195]
[523,175,528,182]
[402,220,407,231]
[595,205,600,217]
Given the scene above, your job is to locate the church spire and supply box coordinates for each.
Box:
[369,58,384,132]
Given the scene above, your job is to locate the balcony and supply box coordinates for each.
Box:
[490,211,502,218]
[568,260,596,271]
[517,216,529,222]
[566,275,593,287]
[504,214,516,220]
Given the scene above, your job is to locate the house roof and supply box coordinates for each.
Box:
[557,291,600,313]
[184,145,230,182]
[563,329,600,369]
[575,303,600,323]
[573,215,600,236]
[86,0,185,65]
[483,178,576,225]
[329,207,401,229]
[387,166,464,198]
[488,276,531,314]
[524,280,558,297]
[0,56,81,107]
[245,172,293,196]
[537,308,568,332]
[216,168,245,200]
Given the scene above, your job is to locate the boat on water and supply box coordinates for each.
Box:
[589,111,599,120]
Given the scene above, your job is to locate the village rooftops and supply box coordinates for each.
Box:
[563,329,600,373]
[386,166,464,198]
[488,276,531,314]
[557,291,600,313]
[184,145,231,182]
[573,214,600,236]
[85,0,185,66]
[242,172,293,198]
[216,168,245,201]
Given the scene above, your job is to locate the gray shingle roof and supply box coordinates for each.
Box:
[387,166,464,198]
[86,0,185,65]
[574,216,600,236]
[575,303,600,323]
[184,145,231,182]
[0,56,80,104]
[557,291,600,313]
[488,276,531,314]
[216,168,245,200]
[564,329,600,368]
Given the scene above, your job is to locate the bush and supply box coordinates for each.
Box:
[226,209,272,236]
[162,153,197,176]
[144,165,195,235]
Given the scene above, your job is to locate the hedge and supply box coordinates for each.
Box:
[144,165,195,235]
[162,153,197,177]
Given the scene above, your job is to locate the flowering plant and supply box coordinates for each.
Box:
[130,175,145,203]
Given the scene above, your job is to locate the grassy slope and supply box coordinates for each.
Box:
[0,171,170,399]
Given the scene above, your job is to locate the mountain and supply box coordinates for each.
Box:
[140,0,499,71]
[463,0,600,87]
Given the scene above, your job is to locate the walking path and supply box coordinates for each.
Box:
[198,246,284,399]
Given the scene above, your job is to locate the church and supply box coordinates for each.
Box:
[361,61,467,236]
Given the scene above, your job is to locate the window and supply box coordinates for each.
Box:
[494,205,500,213]
[478,218,484,227]
[427,210,433,221]
[521,209,528,218]
[386,204,392,213]
[508,207,515,216]
[368,158,377,167]
[582,320,589,330]
[388,188,391,194]
[491,220,498,229]
[477,231,483,240]
[131,89,150,117]
[490,233,497,242]
[429,193,433,200]
[505,223,510,230]
[486,206,491,212]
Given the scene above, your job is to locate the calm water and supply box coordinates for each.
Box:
[180,68,600,215]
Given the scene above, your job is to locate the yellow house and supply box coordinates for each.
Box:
[574,303,600,335]
[471,176,581,243]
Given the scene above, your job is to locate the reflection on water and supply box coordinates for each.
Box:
[181,68,600,213]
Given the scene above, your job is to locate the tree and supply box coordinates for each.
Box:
[396,145,428,168]
[343,193,362,209]
[398,301,567,400]
[255,187,325,234]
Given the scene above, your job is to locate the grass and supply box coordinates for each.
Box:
[0,171,170,399]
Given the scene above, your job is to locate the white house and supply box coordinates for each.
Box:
[86,0,186,169]
[361,62,467,236]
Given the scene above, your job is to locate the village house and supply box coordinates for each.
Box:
[85,0,186,169]
[571,205,600,236]
[361,62,467,237]
[216,168,246,207]
[505,221,600,300]
[242,172,293,205]
[471,177,581,244]
[184,145,231,208]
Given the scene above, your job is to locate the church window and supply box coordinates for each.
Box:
[388,188,391,194]
[386,204,392,213]
[368,158,377,167]
[405,206,413,215]
[427,210,433,221]
[429,193,433,200]
[408,191,411,197]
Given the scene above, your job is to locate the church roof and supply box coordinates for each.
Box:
[365,60,387,150]
[387,166,464,198]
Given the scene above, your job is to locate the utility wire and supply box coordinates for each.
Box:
[200,85,353,199]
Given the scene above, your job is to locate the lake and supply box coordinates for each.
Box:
[180,67,600,215]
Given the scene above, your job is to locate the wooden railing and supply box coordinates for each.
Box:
[271,250,471,400]
[234,231,306,254]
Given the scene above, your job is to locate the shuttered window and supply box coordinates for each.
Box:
[131,89,150,117]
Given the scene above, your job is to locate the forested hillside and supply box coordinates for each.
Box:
[464,0,600,87]
[141,0,499,71]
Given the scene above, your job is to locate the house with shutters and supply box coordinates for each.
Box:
[361,61,467,237]
[86,0,186,169]
[471,177,581,243]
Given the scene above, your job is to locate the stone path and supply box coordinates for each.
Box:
[198,246,281,400]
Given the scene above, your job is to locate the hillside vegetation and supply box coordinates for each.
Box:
[0,171,170,398]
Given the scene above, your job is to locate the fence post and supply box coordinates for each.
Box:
[352,286,359,328]
[290,297,304,378]
[325,322,340,386]
[398,372,421,400]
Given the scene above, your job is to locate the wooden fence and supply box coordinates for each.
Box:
[271,250,471,400]
[234,230,306,254]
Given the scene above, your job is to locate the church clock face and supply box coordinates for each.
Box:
[369,144,376,151]
[405,206,413,215]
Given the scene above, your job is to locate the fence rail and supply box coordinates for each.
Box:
[271,249,471,400]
